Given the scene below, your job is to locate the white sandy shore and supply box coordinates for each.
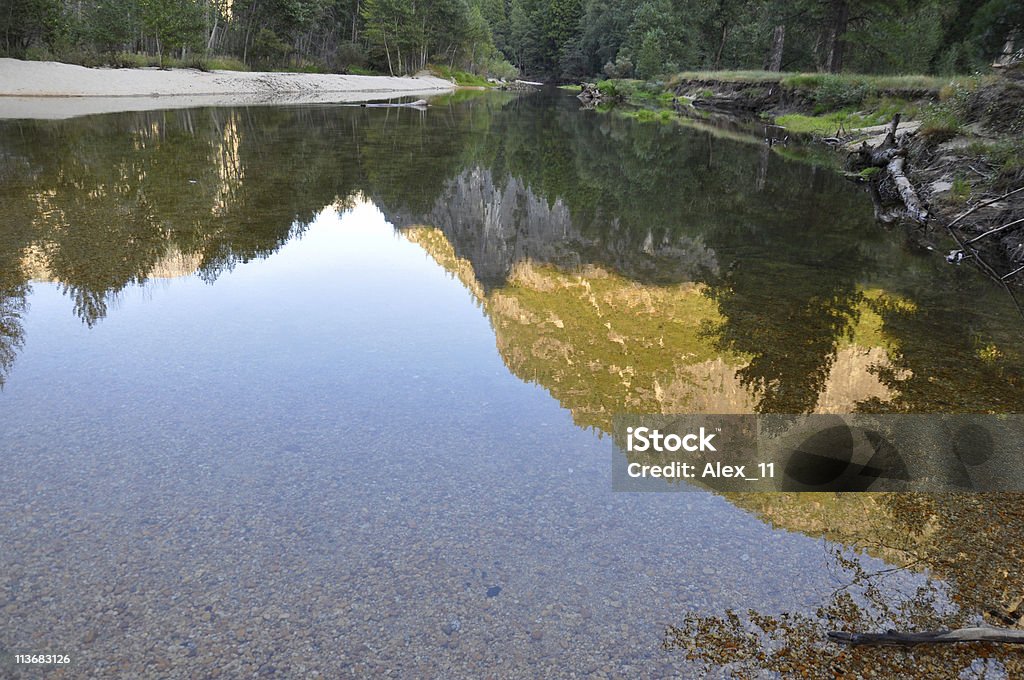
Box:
[0,58,456,119]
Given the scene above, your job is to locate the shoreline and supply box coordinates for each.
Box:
[0,58,456,119]
[602,74,1024,282]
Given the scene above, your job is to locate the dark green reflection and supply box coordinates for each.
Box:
[1,92,1021,413]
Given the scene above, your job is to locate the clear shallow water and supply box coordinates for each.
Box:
[1,92,1023,678]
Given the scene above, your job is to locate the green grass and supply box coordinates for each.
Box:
[667,71,956,90]
[966,139,1024,183]
[558,84,582,91]
[667,70,793,85]
[666,71,987,116]
[780,73,954,92]
[918,77,985,139]
[427,64,493,87]
[775,98,921,135]
[950,176,972,204]
[278,62,328,74]
[204,56,248,71]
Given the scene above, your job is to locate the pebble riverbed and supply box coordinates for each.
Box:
[0,205,958,678]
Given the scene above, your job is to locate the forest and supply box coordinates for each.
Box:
[2,0,1022,80]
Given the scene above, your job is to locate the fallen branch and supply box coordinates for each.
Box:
[846,113,928,224]
[1003,263,1024,280]
[947,186,1024,229]
[964,216,1024,245]
[829,626,1024,647]
[882,112,901,148]
[852,142,900,168]
[887,156,928,223]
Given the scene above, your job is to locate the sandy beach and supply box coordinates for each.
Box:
[0,58,456,119]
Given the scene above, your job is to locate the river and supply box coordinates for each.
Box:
[1,90,1022,678]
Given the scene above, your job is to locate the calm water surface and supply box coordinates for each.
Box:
[2,92,1023,678]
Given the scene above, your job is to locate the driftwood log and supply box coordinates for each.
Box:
[829,626,1024,647]
[848,113,928,224]
[360,99,428,109]
[339,99,429,109]
[852,113,901,165]
[887,156,928,223]
[577,82,606,106]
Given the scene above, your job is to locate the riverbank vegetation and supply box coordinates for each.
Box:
[3,1,1021,81]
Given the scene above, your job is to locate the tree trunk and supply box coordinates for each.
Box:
[383,33,394,76]
[241,3,259,66]
[826,0,849,73]
[714,23,729,69]
[764,25,784,72]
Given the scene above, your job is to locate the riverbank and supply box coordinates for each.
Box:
[587,70,1024,280]
[0,58,456,119]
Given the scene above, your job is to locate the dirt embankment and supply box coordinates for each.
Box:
[0,58,456,119]
[674,78,935,116]
[670,71,1024,280]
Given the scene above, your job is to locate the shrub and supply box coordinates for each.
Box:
[921,79,973,138]
[596,80,619,98]
[810,76,873,113]
[205,56,247,72]
[250,28,291,68]
[333,41,366,72]
[603,56,633,80]
[428,64,493,86]
[485,57,518,81]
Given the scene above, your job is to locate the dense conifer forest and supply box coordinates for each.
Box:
[3,0,1022,79]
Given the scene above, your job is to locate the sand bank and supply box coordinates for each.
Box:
[0,58,455,119]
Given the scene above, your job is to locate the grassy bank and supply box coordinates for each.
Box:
[597,70,994,130]
[665,70,962,91]
[595,70,1017,159]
